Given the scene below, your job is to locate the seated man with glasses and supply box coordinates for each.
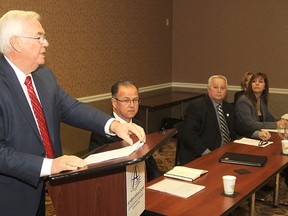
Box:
[89,80,163,181]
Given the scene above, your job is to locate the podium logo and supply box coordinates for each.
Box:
[130,164,141,191]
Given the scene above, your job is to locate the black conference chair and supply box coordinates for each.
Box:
[174,121,184,166]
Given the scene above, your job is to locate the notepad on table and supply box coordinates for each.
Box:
[234,137,272,147]
[164,166,208,182]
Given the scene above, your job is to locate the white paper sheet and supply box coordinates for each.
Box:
[147,178,205,198]
[234,137,272,147]
[84,141,144,165]
[261,129,278,133]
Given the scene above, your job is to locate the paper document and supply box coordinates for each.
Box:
[234,137,272,147]
[261,129,278,133]
[84,141,144,165]
[147,178,205,198]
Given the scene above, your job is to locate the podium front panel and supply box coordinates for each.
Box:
[47,167,126,216]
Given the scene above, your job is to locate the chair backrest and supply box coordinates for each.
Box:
[174,121,184,166]
[159,117,182,131]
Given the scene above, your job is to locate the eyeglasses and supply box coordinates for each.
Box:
[15,35,47,44]
[258,140,268,147]
[113,97,141,105]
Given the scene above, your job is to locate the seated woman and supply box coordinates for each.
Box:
[235,72,286,130]
[233,71,254,104]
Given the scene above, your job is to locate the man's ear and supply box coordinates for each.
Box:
[10,37,22,52]
[111,98,117,109]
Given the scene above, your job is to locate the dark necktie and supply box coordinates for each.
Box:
[217,104,231,144]
[25,76,54,158]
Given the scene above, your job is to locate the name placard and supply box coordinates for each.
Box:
[126,161,145,216]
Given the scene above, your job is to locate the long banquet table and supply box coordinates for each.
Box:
[145,132,288,216]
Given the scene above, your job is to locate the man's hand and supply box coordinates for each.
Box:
[51,155,87,174]
[277,119,288,128]
[258,130,271,140]
[110,121,146,145]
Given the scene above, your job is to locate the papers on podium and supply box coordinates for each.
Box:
[84,141,144,165]
[164,166,208,182]
[147,178,205,198]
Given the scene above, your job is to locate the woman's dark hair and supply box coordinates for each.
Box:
[245,72,269,106]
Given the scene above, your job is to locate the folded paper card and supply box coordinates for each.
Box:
[164,166,208,182]
[84,141,144,165]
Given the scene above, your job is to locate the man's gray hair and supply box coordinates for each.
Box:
[0,10,40,54]
[208,75,228,88]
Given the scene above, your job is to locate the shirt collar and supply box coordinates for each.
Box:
[4,55,30,86]
[211,99,222,108]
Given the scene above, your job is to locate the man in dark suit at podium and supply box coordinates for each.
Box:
[0,10,145,216]
[89,80,162,181]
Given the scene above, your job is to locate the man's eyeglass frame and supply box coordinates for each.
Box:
[113,97,141,105]
[15,35,47,44]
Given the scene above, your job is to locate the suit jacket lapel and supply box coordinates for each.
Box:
[205,95,221,134]
[0,56,42,142]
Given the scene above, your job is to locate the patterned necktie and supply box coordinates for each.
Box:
[25,76,54,158]
[217,104,231,144]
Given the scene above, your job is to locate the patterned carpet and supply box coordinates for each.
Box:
[46,138,288,216]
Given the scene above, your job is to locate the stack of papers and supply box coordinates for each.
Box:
[164,166,208,182]
[84,141,144,165]
[234,137,272,147]
[147,178,205,198]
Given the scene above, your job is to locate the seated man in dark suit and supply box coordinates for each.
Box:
[177,75,271,165]
[89,80,162,181]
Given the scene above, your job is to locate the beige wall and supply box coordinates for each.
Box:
[1,1,173,98]
[1,1,173,155]
[173,0,288,88]
[172,0,288,141]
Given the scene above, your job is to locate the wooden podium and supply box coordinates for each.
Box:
[46,128,176,216]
